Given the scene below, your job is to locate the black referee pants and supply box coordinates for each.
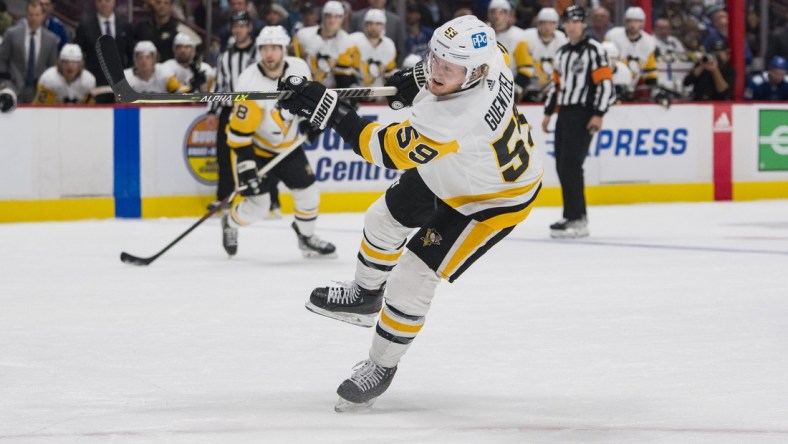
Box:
[554,106,594,220]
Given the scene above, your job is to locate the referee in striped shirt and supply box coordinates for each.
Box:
[206,11,258,210]
[541,5,614,239]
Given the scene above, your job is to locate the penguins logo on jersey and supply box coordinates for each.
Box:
[420,228,442,247]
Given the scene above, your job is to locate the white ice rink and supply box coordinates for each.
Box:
[2,200,787,443]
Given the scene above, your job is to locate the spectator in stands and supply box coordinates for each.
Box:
[703,6,752,66]
[654,17,687,61]
[124,40,188,93]
[134,0,179,61]
[33,0,67,51]
[74,0,135,103]
[218,0,264,51]
[605,7,658,96]
[0,1,12,40]
[0,0,59,103]
[766,20,788,61]
[418,0,450,29]
[350,0,405,64]
[292,2,319,34]
[403,1,431,59]
[162,32,215,92]
[683,39,734,101]
[586,6,611,42]
[264,4,291,32]
[34,43,96,104]
[745,56,788,101]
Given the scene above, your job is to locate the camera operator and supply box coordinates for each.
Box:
[682,39,734,101]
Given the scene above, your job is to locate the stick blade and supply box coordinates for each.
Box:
[120,252,152,266]
[96,35,138,102]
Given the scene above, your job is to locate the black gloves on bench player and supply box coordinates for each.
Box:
[237,160,263,196]
[384,60,427,110]
[0,87,17,113]
[278,76,338,131]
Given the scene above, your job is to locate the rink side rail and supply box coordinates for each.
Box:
[0,102,786,222]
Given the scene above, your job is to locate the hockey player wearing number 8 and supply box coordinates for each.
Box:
[279,15,543,411]
[221,26,337,259]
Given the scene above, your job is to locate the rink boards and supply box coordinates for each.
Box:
[0,102,787,222]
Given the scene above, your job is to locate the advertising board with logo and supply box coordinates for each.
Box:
[758,109,788,171]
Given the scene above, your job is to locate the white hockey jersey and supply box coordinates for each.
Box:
[34,67,96,104]
[605,27,658,84]
[293,25,355,87]
[354,45,543,228]
[123,64,189,94]
[522,28,568,89]
[226,57,310,156]
[348,32,397,87]
[161,59,216,92]
[494,25,535,83]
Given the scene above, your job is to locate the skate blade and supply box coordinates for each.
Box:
[334,396,376,413]
[300,250,338,259]
[305,302,376,328]
[550,229,589,239]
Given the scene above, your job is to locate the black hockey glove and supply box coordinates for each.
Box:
[189,62,207,91]
[298,120,323,143]
[0,87,17,113]
[237,160,262,197]
[278,76,338,131]
[385,60,427,110]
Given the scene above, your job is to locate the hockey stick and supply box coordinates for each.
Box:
[95,35,397,103]
[120,141,303,266]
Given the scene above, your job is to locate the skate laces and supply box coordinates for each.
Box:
[348,360,387,391]
[305,234,331,250]
[326,281,359,304]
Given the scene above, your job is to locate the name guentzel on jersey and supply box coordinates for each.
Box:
[484,71,514,131]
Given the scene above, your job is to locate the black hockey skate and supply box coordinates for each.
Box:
[291,222,337,258]
[306,281,383,327]
[221,214,238,256]
[335,360,398,412]
[550,217,589,239]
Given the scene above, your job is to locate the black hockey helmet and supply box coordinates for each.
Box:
[562,5,586,22]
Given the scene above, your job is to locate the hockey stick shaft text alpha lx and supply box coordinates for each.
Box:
[95,35,397,103]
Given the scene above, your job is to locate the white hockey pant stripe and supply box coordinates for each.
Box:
[370,252,440,368]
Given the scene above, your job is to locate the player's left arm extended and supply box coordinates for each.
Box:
[278,76,458,170]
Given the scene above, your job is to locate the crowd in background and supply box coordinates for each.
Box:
[2,0,788,113]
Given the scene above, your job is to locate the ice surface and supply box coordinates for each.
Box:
[1,200,787,443]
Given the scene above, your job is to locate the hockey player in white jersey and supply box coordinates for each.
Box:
[279,15,543,411]
[605,6,658,93]
[348,9,397,89]
[601,41,634,102]
[292,0,355,88]
[162,33,216,92]
[34,44,96,104]
[487,0,534,100]
[522,7,568,101]
[124,41,189,94]
[221,26,336,259]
